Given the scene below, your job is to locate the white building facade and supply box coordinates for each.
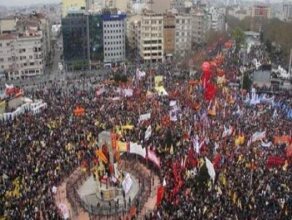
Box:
[103,13,127,63]
[0,31,44,80]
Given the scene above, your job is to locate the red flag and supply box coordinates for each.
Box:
[212,153,221,169]
[266,156,285,168]
[156,185,164,205]
[186,147,197,168]
[287,143,292,158]
[204,83,216,101]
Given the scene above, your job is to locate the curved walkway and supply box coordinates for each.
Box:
[54,162,159,220]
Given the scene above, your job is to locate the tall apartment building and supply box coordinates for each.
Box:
[0,13,51,79]
[283,2,292,22]
[89,14,103,68]
[0,31,44,80]
[207,7,226,32]
[163,13,175,59]
[17,13,52,67]
[191,8,207,45]
[139,12,164,63]
[62,10,89,70]
[102,13,126,63]
[175,14,192,58]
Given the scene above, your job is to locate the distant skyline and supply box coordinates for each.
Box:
[0,0,290,7]
[0,0,61,7]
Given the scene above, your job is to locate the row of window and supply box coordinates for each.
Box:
[104,29,123,34]
[175,32,191,37]
[143,52,162,57]
[8,69,41,75]
[0,55,42,63]
[103,23,124,28]
[143,33,163,38]
[104,46,124,51]
[104,41,123,45]
[104,35,124,39]
[144,46,162,51]
[176,19,191,24]
[144,40,162,44]
[104,52,124,57]
[143,20,163,25]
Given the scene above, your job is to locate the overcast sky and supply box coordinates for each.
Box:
[0,0,285,7]
[0,0,60,7]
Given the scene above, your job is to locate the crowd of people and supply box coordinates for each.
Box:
[0,41,291,220]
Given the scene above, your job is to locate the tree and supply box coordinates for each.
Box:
[195,163,209,191]
[231,27,245,52]
[242,72,252,91]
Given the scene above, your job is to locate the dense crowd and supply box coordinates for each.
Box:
[0,43,291,220]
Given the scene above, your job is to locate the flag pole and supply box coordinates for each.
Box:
[289,48,292,79]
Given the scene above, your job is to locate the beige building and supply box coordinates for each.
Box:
[175,14,192,59]
[0,17,17,34]
[116,0,130,12]
[16,13,52,67]
[0,31,45,80]
[62,0,86,18]
[149,0,171,14]
[139,12,164,63]
[163,13,175,58]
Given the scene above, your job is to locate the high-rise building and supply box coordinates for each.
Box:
[102,12,126,63]
[89,14,104,68]
[283,2,292,22]
[175,14,192,59]
[191,7,207,45]
[0,13,52,79]
[139,12,164,63]
[62,10,89,70]
[0,31,45,80]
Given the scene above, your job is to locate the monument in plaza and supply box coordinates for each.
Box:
[77,131,139,215]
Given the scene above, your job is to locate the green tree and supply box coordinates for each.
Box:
[231,27,245,52]
[242,72,252,91]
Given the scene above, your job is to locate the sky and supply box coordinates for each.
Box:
[0,0,286,7]
[0,0,60,7]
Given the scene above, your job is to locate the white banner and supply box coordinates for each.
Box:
[205,157,216,183]
[124,88,133,97]
[139,113,151,122]
[169,100,177,107]
[129,142,146,158]
[251,131,266,142]
[169,109,177,122]
[122,173,133,194]
[144,125,152,140]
